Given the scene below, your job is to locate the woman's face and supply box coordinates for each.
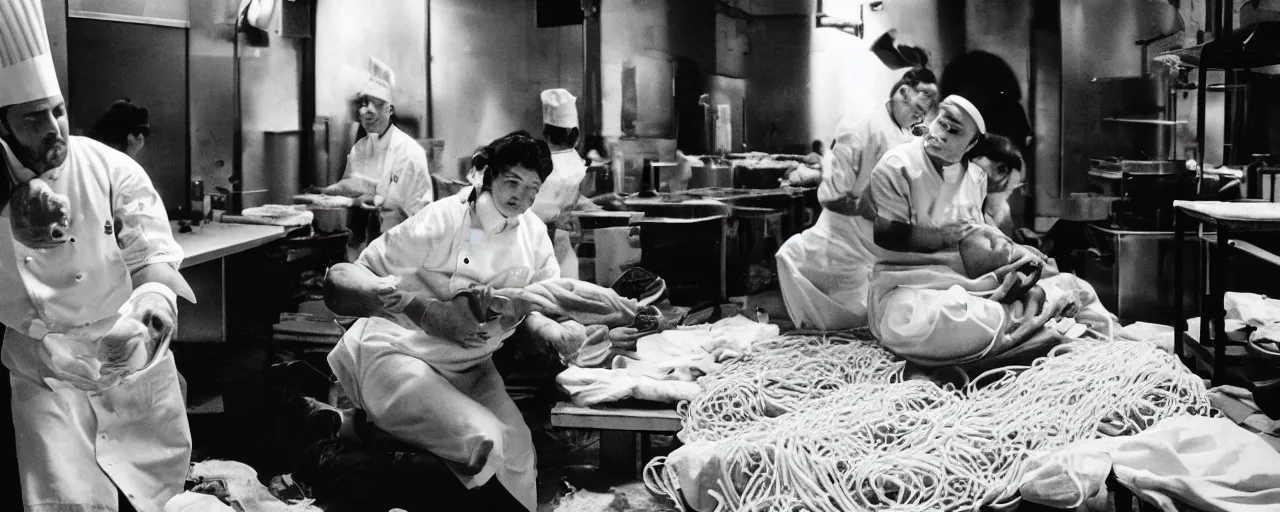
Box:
[960,228,1023,277]
[923,102,979,164]
[490,165,543,217]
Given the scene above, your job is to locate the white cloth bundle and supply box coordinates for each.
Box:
[1019,416,1280,512]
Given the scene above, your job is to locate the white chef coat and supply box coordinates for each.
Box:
[532,149,587,279]
[328,188,557,511]
[0,136,189,511]
[342,125,433,231]
[776,138,984,330]
[819,103,913,211]
[531,150,586,224]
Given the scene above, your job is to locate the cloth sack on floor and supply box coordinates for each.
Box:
[1019,416,1280,512]
[165,492,235,512]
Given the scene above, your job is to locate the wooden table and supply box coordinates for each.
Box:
[172,221,289,342]
[550,402,683,478]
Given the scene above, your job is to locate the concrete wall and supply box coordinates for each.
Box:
[316,0,428,182]
[431,0,584,179]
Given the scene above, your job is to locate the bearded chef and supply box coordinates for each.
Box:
[531,88,588,279]
[0,1,196,510]
[321,57,433,256]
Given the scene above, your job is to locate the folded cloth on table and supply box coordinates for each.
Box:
[555,366,701,407]
[522,278,639,327]
[1018,416,1280,512]
[1224,292,1280,327]
[236,205,315,227]
[633,316,779,370]
[1174,200,1280,221]
[293,194,355,208]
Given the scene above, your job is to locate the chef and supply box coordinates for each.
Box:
[0,1,195,510]
[321,57,433,252]
[862,95,993,254]
[323,132,557,511]
[773,68,940,330]
[532,88,588,279]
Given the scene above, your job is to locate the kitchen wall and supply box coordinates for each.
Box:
[315,0,428,183]
[431,0,585,179]
[808,0,963,153]
[188,0,238,194]
[238,34,302,207]
[41,0,67,93]
[965,0,1032,227]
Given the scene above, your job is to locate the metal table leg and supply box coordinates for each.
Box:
[1173,211,1185,361]
[1211,225,1231,386]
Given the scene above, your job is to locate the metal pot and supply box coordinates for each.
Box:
[733,163,790,189]
[1061,193,1120,222]
[309,206,349,234]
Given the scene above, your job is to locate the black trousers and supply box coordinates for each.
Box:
[0,327,20,509]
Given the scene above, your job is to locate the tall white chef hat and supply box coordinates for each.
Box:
[541,88,578,129]
[358,56,395,104]
[0,0,61,108]
[941,95,986,135]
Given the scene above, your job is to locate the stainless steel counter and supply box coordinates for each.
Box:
[171,221,289,269]
[172,221,290,342]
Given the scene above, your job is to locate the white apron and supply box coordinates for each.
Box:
[775,139,986,330]
[0,138,189,511]
[329,202,554,511]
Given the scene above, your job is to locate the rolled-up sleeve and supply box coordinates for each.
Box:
[111,160,183,271]
[858,155,913,224]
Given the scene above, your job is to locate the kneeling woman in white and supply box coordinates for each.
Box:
[323,132,557,511]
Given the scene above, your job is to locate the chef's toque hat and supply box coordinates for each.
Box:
[541,88,578,129]
[0,0,61,108]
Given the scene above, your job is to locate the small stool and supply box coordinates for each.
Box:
[550,402,682,478]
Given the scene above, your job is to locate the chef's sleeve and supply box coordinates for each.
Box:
[358,201,453,279]
[338,145,376,196]
[817,135,864,206]
[111,159,184,271]
[393,145,435,219]
[859,154,913,224]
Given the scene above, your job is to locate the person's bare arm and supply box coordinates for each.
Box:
[873,218,967,253]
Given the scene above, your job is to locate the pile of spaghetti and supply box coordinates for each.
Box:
[646,334,1211,512]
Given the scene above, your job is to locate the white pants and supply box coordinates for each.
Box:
[775,228,874,331]
[9,351,190,512]
[329,322,537,511]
